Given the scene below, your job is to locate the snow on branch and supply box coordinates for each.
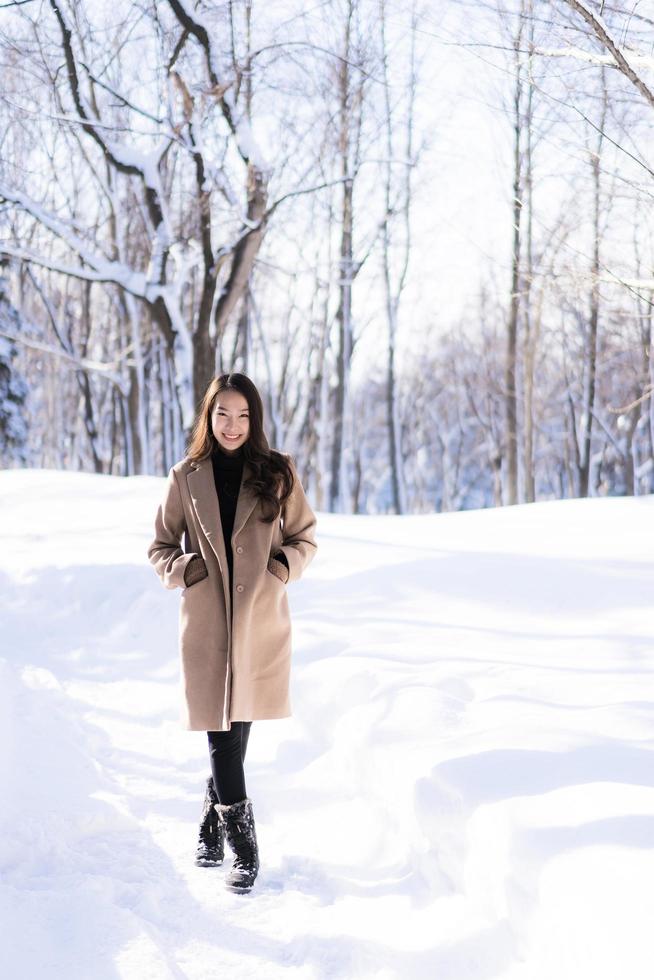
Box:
[48,0,171,240]
[0,242,153,298]
[0,184,155,296]
[0,327,130,393]
[598,273,654,290]
[533,44,654,71]
[166,0,270,171]
[563,0,654,109]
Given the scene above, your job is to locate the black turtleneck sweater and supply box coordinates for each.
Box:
[211,443,245,592]
[210,444,289,594]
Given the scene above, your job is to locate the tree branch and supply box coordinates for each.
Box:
[49,0,169,237]
[562,0,654,109]
[0,328,130,393]
[166,0,268,169]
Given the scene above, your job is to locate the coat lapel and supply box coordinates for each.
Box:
[232,463,259,539]
[186,455,258,569]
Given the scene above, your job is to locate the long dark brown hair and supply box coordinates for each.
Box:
[185,373,295,523]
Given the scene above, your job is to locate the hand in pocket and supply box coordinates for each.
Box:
[184,555,209,588]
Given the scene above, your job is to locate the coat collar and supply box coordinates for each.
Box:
[186,455,258,566]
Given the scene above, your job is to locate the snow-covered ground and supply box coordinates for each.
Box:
[1,468,652,979]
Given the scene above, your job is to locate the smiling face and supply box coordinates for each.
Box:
[210,388,250,453]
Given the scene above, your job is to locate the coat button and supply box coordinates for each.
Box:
[236,584,244,592]
[236,546,243,554]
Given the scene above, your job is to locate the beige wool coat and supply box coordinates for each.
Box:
[147,452,318,731]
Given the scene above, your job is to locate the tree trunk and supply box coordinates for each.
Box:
[505,12,524,506]
[329,2,357,513]
[579,72,607,497]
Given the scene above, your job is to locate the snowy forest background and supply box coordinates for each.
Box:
[0,0,652,514]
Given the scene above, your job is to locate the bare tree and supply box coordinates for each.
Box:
[328,0,368,512]
[378,0,420,514]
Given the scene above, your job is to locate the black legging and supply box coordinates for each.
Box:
[207,567,252,805]
[207,721,252,805]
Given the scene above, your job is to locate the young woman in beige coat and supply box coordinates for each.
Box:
[147,373,318,894]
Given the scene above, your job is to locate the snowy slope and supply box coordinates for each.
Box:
[0,469,653,980]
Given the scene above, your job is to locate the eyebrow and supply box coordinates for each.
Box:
[215,404,249,412]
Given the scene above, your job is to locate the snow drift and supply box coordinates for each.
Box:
[0,468,652,979]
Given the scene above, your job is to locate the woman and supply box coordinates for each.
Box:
[147,373,318,894]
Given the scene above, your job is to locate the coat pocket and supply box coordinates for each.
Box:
[266,556,288,584]
[183,555,209,589]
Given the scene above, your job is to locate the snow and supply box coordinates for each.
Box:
[534,45,654,71]
[564,0,654,82]
[169,0,270,171]
[1,468,653,979]
[0,183,151,297]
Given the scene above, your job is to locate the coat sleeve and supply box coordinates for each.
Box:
[277,456,318,585]
[147,467,200,590]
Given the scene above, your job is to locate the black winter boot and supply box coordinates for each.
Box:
[195,775,224,867]
[214,797,260,893]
